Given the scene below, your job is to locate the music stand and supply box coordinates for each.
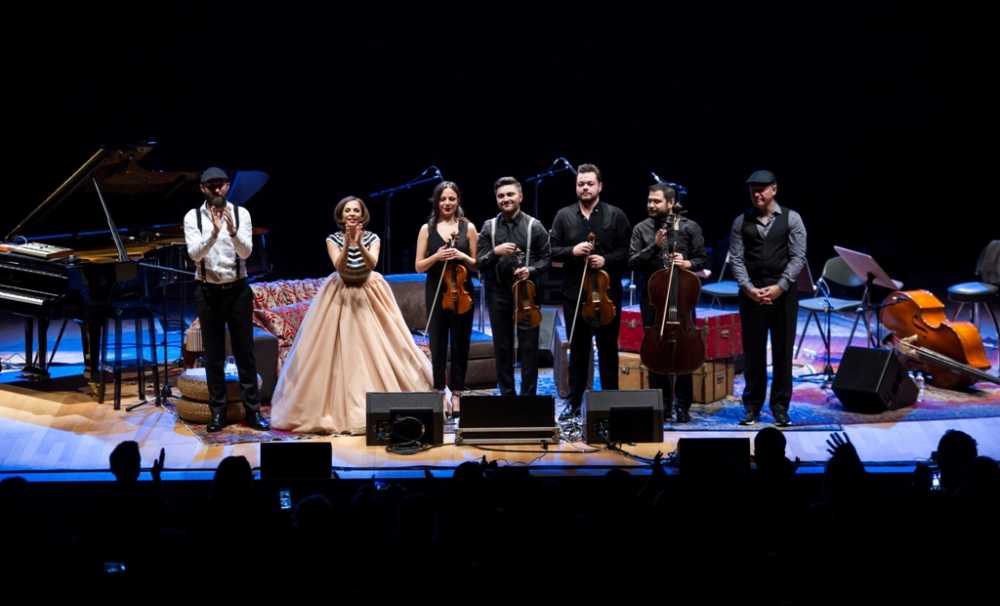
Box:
[833,246,904,347]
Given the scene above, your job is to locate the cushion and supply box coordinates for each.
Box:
[948,281,998,302]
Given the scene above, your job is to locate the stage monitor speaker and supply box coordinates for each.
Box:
[260,442,332,480]
[832,346,918,413]
[366,392,444,446]
[537,305,561,367]
[582,389,664,444]
[456,395,558,444]
[677,438,750,480]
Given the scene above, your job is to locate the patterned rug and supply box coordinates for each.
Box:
[165,400,317,446]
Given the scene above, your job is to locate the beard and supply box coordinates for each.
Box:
[208,195,227,209]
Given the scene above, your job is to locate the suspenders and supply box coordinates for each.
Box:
[194,203,242,280]
[490,213,536,267]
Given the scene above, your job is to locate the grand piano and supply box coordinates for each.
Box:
[1,143,205,380]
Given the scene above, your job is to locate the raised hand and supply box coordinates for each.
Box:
[222,209,236,236]
[152,447,165,483]
[826,431,858,460]
[210,209,224,236]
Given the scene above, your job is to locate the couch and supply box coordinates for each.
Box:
[184,273,496,401]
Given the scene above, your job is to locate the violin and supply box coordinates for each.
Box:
[513,248,541,328]
[578,233,616,329]
[440,232,473,315]
[639,211,705,375]
[880,289,994,389]
[424,230,473,335]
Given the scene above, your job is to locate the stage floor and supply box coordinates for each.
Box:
[2,306,999,479]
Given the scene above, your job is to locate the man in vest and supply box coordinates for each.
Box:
[184,167,269,433]
[729,170,807,427]
[477,176,551,396]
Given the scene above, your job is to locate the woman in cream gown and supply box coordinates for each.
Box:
[270,196,433,434]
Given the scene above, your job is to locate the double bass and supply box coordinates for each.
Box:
[568,232,616,344]
[880,289,996,389]
[639,211,705,375]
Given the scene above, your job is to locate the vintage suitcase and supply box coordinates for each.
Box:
[697,309,742,360]
[618,305,644,353]
[692,359,736,403]
[618,305,741,360]
[618,351,651,390]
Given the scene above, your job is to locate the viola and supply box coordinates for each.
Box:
[513,248,541,328]
[639,211,705,375]
[880,289,993,389]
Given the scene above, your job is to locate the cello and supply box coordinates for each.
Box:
[567,232,616,345]
[880,289,995,389]
[640,211,705,375]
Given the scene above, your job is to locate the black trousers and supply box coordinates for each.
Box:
[195,280,261,413]
[488,288,539,396]
[649,372,693,410]
[562,301,620,409]
[738,288,798,415]
[428,306,474,391]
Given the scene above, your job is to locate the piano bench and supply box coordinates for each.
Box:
[97,302,162,411]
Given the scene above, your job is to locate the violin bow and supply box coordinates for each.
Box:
[568,234,596,345]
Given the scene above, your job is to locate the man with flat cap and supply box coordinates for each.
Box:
[184,167,270,432]
[728,170,807,427]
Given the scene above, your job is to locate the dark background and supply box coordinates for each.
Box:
[6,1,994,292]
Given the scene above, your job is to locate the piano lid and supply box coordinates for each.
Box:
[4,142,201,242]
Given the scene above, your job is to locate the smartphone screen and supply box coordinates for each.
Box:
[279,488,292,510]
[930,469,942,491]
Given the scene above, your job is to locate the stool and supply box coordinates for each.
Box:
[949,281,1000,357]
[98,301,162,411]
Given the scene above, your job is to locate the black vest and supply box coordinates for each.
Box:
[741,207,791,287]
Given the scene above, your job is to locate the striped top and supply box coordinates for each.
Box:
[329,231,379,285]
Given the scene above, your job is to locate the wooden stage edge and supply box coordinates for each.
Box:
[3,374,1000,478]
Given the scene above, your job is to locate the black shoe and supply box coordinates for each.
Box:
[738,410,760,426]
[675,407,691,423]
[774,412,792,428]
[245,410,270,431]
[207,409,225,433]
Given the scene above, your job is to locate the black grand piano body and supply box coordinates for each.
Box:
[0,144,200,379]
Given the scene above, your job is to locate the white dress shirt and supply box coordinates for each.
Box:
[184,201,253,284]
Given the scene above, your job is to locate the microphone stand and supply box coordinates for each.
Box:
[368,166,443,274]
[524,157,575,219]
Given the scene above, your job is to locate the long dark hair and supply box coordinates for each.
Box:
[427,181,465,226]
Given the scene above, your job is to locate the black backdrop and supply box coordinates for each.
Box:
[7,2,995,291]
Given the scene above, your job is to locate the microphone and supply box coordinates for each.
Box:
[423,165,444,181]
[556,157,577,175]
